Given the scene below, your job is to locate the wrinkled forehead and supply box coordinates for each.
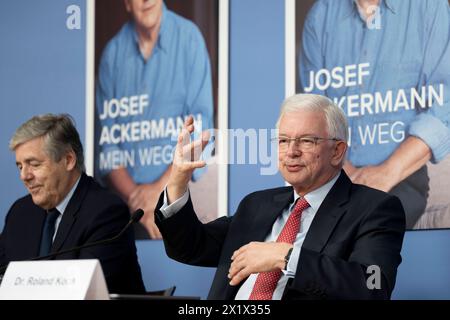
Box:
[278,110,328,137]
[14,137,50,162]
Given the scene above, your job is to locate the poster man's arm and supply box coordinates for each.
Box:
[299,3,326,95]
[105,168,136,203]
[106,167,172,239]
[346,137,431,192]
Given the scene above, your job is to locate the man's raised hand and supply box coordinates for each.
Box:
[166,116,210,203]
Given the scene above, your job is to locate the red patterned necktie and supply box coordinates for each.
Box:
[248,197,310,300]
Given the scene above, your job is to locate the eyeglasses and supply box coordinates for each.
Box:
[272,136,340,152]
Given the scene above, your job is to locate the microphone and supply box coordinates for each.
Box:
[0,209,144,276]
[32,208,144,261]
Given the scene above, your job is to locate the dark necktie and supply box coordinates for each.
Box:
[39,208,60,256]
[249,197,310,300]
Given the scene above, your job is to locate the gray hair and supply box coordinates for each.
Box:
[276,93,348,142]
[9,114,85,172]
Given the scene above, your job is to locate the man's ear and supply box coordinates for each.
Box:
[124,0,131,13]
[331,141,347,167]
[64,150,77,171]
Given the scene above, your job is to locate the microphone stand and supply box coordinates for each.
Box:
[0,209,144,281]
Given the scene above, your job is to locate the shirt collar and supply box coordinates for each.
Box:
[158,3,169,52]
[343,0,396,20]
[292,171,341,213]
[384,0,396,13]
[55,175,81,215]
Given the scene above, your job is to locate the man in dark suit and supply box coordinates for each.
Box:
[155,93,406,300]
[0,114,145,294]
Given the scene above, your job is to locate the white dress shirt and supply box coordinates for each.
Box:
[52,176,81,241]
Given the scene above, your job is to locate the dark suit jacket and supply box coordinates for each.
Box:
[155,170,406,300]
[0,173,145,294]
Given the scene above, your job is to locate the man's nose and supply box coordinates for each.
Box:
[286,140,301,157]
[20,166,33,181]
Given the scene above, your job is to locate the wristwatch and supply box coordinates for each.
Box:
[284,247,293,270]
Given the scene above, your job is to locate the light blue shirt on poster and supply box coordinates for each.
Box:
[299,0,450,166]
[96,4,213,183]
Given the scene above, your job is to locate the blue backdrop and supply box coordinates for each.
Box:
[0,0,449,299]
[0,0,86,229]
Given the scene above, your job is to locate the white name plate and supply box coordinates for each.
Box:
[0,259,109,300]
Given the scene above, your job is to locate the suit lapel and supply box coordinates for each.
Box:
[222,187,293,299]
[51,173,89,253]
[243,187,294,243]
[302,170,351,253]
[29,205,47,257]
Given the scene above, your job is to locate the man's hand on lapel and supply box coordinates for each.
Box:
[228,242,292,286]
